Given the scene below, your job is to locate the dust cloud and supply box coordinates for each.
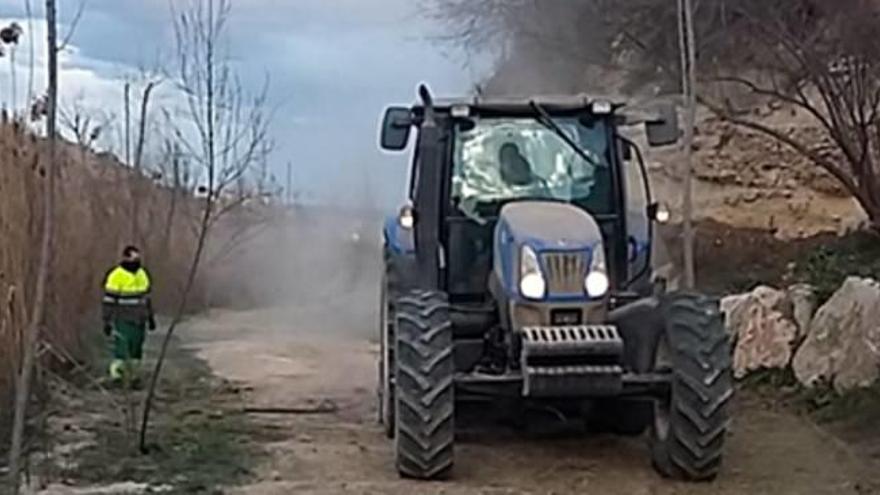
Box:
[206,205,385,341]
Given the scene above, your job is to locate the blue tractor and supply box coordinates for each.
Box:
[377,86,732,482]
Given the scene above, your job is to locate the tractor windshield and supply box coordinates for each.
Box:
[451,117,613,222]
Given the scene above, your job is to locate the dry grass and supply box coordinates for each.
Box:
[0,121,201,439]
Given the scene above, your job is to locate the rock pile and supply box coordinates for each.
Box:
[721,277,880,392]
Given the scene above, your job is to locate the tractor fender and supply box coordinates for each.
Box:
[383,214,414,255]
[608,296,664,373]
[383,214,418,294]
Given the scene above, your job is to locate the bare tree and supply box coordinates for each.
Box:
[59,95,112,150]
[699,0,880,232]
[130,72,163,244]
[139,0,273,451]
[428,1,847,96]
[430,0,880,234]
[7,1,58,492]
[426,0,685,93]
[134,80,161,172]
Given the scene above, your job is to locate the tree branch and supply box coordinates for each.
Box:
[56,0,86,52]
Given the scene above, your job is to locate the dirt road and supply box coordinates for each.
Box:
[180,297,875,495]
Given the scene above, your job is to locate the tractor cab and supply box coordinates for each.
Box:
[381,92,674,302]
[377,86,731,483]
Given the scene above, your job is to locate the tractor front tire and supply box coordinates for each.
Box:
[650,293,733,481]
[394,290,455,480]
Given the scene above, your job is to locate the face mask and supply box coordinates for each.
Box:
[121,260,142,273]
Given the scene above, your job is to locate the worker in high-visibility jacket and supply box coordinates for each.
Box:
[102,245,156,382]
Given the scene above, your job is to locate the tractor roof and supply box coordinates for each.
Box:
[401,87,674,125]
[415,94,625,114]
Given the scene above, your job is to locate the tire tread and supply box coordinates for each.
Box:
[651,293,733,482]
[394,290,455,480]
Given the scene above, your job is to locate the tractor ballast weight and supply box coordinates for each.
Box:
[377,85,733,482]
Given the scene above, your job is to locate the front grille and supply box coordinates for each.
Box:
[542,251,587,295]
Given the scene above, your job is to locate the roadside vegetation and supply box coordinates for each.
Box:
[2,1,279,492]
[796,231,880,303]
[33,336,276,493]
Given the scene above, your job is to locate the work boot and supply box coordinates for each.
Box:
[109,359,126,384]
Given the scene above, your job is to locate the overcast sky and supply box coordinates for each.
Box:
[0,0,487,209]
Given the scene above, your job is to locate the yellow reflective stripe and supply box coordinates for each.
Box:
[117,298,147,306]
[104,290,148,307]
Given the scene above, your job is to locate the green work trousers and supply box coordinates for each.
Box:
[109,319,146,380]
[113,319,146,360]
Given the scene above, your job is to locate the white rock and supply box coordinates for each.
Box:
[721,286,798,378]
[720,293,750,340]
[752,285,791,313]
[792,277,880,392]
[787,284,816,338]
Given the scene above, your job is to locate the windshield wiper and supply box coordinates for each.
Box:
[528,101,601,168]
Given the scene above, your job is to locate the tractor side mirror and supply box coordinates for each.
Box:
[646,103,680,147]
[380,107,413,151]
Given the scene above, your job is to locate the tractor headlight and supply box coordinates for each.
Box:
[519,245,546,300]
[585,246,610,298]
[398,204,415,229]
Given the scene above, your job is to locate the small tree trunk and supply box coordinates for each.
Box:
[140,0,220,452]
[132,81,158,246]
[163,150,181,258]
[7,1,57,492]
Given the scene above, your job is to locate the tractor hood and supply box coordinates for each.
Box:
[496,201,601,251]
[494,201,604,301]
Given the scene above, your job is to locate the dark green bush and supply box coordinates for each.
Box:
[797,232,880,304]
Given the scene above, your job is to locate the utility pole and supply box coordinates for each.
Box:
[678,0,697,289]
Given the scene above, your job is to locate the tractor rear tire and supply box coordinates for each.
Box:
[394,290,455,480]
[650,293,733,481]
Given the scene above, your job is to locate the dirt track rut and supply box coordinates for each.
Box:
[180,303,876,495]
